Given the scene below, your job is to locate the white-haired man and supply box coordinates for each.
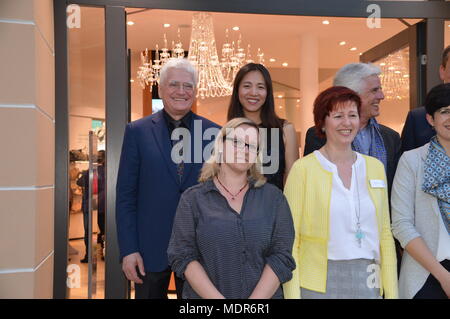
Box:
[116,58,220,299]
[304,63,401,194]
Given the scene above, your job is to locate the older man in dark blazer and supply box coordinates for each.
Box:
[304,63,401,195]
[116,58,219,299]
[400,45,450,153]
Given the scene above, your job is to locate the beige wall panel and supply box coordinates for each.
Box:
[0,254,53,299]
[33,0,54,50]
[36,108,55,186]
[35,29,55,120]
[34,188,54,268]
[0,190,36,269]
[0,23,35,105]
[33,253,53,299]
[0,22,54,119]
[0,188,53,270]
[0,0,33,21]
[0,108,54,187]
[0,271,34,299]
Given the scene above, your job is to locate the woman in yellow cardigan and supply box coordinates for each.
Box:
[283,86,398,299]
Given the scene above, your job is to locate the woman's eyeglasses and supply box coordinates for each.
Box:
[224,136,258,153]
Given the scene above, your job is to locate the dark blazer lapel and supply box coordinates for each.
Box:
[151,111,180,184]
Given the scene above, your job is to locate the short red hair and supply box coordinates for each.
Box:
[313,86,362,138]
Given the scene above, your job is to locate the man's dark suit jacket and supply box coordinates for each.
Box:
[400,106,434,153]
[303,124,401,195]
[116,110,220,272]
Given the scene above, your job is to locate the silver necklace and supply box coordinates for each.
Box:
[322,148,364,247]
[353,163,365,248]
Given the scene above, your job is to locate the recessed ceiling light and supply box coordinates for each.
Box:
[232,26,240,31]
[388,66,395,70]
[350,47,357,51]
[380,63,386,66]
[278,95,283,98]
[269,58,276,62]
[127,21,135,26]
[279,106,283,109]
[394,71,401,74]
[359,53,362,56]
[163,23,171,28]
[403,74,409,78]
[339,41,346,46]
[296,99,300,103]
[130,79,134,83]
[282,62,288,67]
[322,20,330,25]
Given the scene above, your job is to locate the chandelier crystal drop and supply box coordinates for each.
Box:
[187,12,232,99]
[137,29,186,90]
[376,47,409,101]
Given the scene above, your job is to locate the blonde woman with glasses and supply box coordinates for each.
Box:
[167,117,295,299]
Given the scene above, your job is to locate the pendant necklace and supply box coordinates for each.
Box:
[323,147,364,247]
[216,177,248,200]
[353,161,365,248]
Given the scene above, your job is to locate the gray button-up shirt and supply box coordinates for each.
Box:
[167,179,295,299]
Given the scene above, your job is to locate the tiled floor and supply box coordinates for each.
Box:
[67,238,176,299]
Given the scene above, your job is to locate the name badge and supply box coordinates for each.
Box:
[370,179,386,188]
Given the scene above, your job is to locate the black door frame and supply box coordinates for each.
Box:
[54,0,450,299]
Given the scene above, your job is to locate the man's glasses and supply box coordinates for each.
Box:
[167,81,195,92]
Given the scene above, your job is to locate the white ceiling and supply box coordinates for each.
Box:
[125,9,424,69]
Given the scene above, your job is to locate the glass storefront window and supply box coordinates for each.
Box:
[67,5,105,299]
[373,46,410,134]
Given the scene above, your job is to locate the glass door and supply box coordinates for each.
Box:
[66,4,106,299]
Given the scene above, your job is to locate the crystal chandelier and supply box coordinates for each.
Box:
[220,29,265,85]
[375,47,410,101]
[137,30,185,90]
[136,12,265,99]
[187,12,232,99]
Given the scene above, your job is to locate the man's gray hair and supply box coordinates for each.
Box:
[333,63,381,94]
[159,58,198,85]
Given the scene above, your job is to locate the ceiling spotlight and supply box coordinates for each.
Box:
[127,21,135,26]
[322,20,330,25]
[380,63,386,66]
[277,95,283,98]
[130,79,135,83]
[282,62,288,67]
[350,47,357,51]
[339,41,346,46]
[296,99,300,103]
[232,26,240,31]
[163,23,171,28]
[269,58,276,62]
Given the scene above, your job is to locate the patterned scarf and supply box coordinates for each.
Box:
[352,118,388,168]
[422,136,450,235]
